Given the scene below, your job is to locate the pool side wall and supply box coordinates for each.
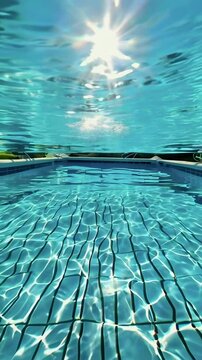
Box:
[0,157,202,176]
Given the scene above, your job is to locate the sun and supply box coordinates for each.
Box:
[80,13,130,72]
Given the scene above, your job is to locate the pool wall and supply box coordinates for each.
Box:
[0,157,201,177]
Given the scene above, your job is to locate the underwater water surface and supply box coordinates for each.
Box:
[0,0,202,153]
[0,163,201,359]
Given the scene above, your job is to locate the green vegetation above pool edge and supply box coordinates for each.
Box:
[0,151,201,162]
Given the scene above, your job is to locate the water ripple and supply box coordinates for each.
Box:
[0,165,201,358]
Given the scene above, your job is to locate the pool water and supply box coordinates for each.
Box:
[0,162,201,359]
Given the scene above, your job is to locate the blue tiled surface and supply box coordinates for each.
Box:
[0,164,201,360]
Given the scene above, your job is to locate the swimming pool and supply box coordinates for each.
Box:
[1,1,202,357]
[0,160,201,359]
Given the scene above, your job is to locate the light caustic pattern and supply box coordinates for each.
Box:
[0,173,202,359]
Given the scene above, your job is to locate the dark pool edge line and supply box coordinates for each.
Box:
[0,157,201,176]
[0,160,53,176]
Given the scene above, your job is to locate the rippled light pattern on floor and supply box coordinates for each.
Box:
[0,164,201,359]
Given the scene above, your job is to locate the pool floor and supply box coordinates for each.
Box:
[0,184,201,359]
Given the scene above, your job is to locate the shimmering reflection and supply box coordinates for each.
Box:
[67,114,126,133]
[0,164,201,359]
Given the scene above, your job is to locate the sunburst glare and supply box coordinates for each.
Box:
[80,13,130,74]
[114,0,120,7]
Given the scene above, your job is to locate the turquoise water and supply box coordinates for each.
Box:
[0,163,201,359]
[0,0,202,153]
